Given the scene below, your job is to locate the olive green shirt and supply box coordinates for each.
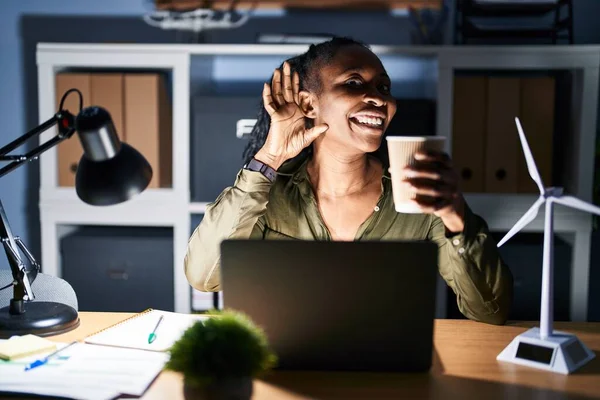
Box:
[185,159,513,325]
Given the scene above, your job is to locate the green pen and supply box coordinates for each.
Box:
[148,315,164,344]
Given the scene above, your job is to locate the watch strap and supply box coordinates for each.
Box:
[244,158,277,182]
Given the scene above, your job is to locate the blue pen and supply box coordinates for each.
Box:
[24,341,78,371]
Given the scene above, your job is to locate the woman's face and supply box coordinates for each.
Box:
[311,45,397,156]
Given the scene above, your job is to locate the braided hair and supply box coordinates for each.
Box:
[242,36,373,166]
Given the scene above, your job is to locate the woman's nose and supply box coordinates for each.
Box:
[364,89,386,106]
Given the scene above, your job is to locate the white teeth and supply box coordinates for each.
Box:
[355,116,383,126]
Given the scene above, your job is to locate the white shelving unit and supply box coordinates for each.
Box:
[439,46,600,322]
[37,43,600,320]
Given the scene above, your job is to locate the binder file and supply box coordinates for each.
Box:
[519,76,555,193]
[485,77,521,193]
[452,76,487,192]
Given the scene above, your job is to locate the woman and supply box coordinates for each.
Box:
[185,37,513,325]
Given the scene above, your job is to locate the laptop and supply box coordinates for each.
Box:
[220,240,438,372]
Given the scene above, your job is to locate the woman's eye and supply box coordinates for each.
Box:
[380,84,391,94]
[346,79,363,86]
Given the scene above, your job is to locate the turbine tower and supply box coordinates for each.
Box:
[496,117,598,374]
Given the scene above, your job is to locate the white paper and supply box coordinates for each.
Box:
[0,384,119,400]
[0,341,167,399]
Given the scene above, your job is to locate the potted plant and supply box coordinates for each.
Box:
[165,309,277,400]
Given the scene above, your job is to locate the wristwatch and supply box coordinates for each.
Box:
[243,158,277,182]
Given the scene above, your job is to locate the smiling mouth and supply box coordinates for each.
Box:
[350,116,385,130]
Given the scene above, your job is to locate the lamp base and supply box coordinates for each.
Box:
[0,301,79,339]
[497,327,595,374]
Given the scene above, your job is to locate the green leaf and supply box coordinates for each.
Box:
[165,309,277,388]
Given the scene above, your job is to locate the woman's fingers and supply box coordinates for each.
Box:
[410,196,452,213]
[403,165,441,181]
[282,62,294,103]
[303,123,329,144]
[403,178,454,199]
[262,83,277,116]
[293,71,300,105]
[404,156,458,187]
[405,168,457,188]
[271,68,285,107]
[414,150,453,168]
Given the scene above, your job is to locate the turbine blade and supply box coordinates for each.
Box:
[554,196,600,216]
[515,117,545,194]
[497,197,545,247]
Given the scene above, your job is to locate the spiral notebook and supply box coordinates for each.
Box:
[84,309,209,352]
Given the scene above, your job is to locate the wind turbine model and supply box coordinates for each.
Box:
[495,117,598,374]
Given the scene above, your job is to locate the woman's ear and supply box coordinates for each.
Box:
[299,90,318,119]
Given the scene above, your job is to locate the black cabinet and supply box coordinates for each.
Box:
[61,226,174,312]
[190,96,261,203]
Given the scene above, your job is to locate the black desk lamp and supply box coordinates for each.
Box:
[0,89,152,338]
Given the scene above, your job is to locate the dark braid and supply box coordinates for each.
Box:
[242,36,370,166]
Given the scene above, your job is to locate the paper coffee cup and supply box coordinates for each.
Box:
[386,136,446,213]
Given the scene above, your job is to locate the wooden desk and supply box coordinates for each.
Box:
[51,313,600,400]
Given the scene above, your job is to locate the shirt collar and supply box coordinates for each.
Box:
[281,154,397,240]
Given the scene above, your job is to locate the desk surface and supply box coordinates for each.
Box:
[51,312,600,400]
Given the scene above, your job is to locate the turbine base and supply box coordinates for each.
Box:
[497,327,595,374]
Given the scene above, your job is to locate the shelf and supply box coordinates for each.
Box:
[40,187,182,206]
[37,43,600,70]
[458,1,564,17]
[37,43,442,58]
[461,20,571,40]
[40,188,186,226]
[154,0,442,10]
[189,202,209,214]
[39,43,600,69]
[465,193,591,233]
[36,43,600,319]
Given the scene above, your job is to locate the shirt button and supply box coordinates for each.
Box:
[452,239,460,246]
[374,206,380,212]
[458,247,465,254]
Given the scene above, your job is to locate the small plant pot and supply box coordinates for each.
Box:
[183,377,253,400]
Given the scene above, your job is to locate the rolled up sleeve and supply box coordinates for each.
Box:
[185,169,271,292]
[429,205,514,325]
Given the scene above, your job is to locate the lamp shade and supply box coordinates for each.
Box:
[74,106,153,206]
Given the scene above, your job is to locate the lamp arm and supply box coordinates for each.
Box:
[5,235,42,297]
[0,89,80,315]
[0,111,71,313]
[0,199,36,315]
[0,113,74,312]
[0,88,81,159]
[0,111,76,179]
[0,113,61,157]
